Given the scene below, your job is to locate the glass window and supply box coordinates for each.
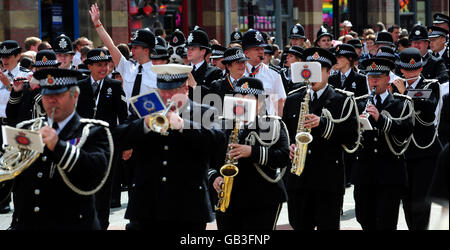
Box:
[238,0,276,36]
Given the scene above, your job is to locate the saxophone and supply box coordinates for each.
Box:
[215,119,240,212]
[291,84,313,176]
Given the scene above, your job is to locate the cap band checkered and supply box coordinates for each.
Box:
[306,55,332,66]
[39,76,78,87]
[34,60,59,67]
[234,86,264,95]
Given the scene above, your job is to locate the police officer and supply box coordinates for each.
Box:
[53,34,76,70]
[113,64,224,230]
[151,36,171,66]
[329,44,368,98]
[428,26,449,70]
[90,3,157,114]
[409,25,448,84]
[280,46,304,94]
[209,44,227,77]
[211,77,290,230]
[282,48,360,230]
[242,29,286,116]
[353,57,414,230]
[315,26,333,49]
[186,27,223,101]
[76,48,128,229]
[392,48,443,230]
[2,68,113,229]
[289,23,307,48]
[201,47,249,109]
[371,46,402,87]
[433,13,449,32]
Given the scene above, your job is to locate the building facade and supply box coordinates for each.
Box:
[1,0,448,49]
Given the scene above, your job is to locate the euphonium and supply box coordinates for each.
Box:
[215,119,240,212]
[148,99,175,136]
[0,108,55,182]
[291,84,313,176]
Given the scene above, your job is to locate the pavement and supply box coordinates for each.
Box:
[1,185,446,230]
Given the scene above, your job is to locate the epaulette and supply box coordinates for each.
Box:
[355,94,370,100]
[393,92,412,101]
[334,88,354,97]
[19,66,31,72]
[287,85,307,96]
[80,118,109,128]
[268,65,280,74]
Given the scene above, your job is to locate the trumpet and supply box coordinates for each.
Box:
[215,119,240,213]
[147,100,175,136]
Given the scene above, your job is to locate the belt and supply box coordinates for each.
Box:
[0,117,7,125]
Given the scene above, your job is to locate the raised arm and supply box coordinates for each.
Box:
[89,3,123,67]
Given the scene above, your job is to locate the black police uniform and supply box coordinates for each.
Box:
[410,25,449,83]
[209,77,290,230]
[6,68,112,230]
[280,46,305,94]
[76,48,128,230]
[282,48,359,230]
[428,26,449,70]
[438,93,448,144]
[352,57,415,230]
[113,66,225,230]
[393,48,443,230]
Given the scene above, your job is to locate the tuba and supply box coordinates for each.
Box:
[215,119,240,212]
[0,117,50,183]
[147,99,175,136]
[291,84,313,176]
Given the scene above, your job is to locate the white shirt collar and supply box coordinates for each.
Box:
[311,84,328,100]
[406,76,421,90]
[341,68,352,78]
[191,61,205,71]
[6,64,20,78]
[90,76,104,85]
[49,110,76,135]
[375,90,389,105]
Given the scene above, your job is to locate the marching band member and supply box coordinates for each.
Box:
[282,48,359,230]
[353,57,414,230]
[2,68,113,230]
[392,48,443,230]
[210,77,290,230]
[113,64,224,230]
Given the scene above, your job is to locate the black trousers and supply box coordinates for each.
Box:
[215,202,282,230]
[354,184,404,230]
[126,219,206,231]
[287,189,343,230]
[402,156,438,230]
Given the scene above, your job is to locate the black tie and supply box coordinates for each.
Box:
[52,121,59,131]
[250,66,256,77]
[375,95,383,110]
[131,65,143,97]
[93,81,100,100]
[192,65,196,72]
[7,72,14,81]
[341,74,347,87]
[311,91,318,105]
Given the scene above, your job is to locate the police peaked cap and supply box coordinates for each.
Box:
[234,77,265,96]
[428,26,449,38]
[396,47,423,70]
[347,38,363,48]
[361,57,395,75]
[302,47,337,68]
[33,50,61,68]
[84,48,112,65]
[34,68,82,95]
[287,46,304,58]
[433,13,449,25]
[375,46,397,62]
[0,40,22,57]
[334,44,358,59]
[221,47,250,65]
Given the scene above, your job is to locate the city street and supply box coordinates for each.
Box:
[1,185,445,230]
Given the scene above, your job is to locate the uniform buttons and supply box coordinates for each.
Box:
[34,189,40,195]
[162,177,167,182]
[374,149,378,153]
[164,145,169,151]
[42,156,47,162]
[199,186,203,190]
[34,207,40,213]
[308,150,311,154]
[131,183,136,188]
[374,137,378,142]
[37,172,43,178]
[336,160,339,164]
[356,156,359,160]
[162,161,168,166]
[79,214,83,219]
